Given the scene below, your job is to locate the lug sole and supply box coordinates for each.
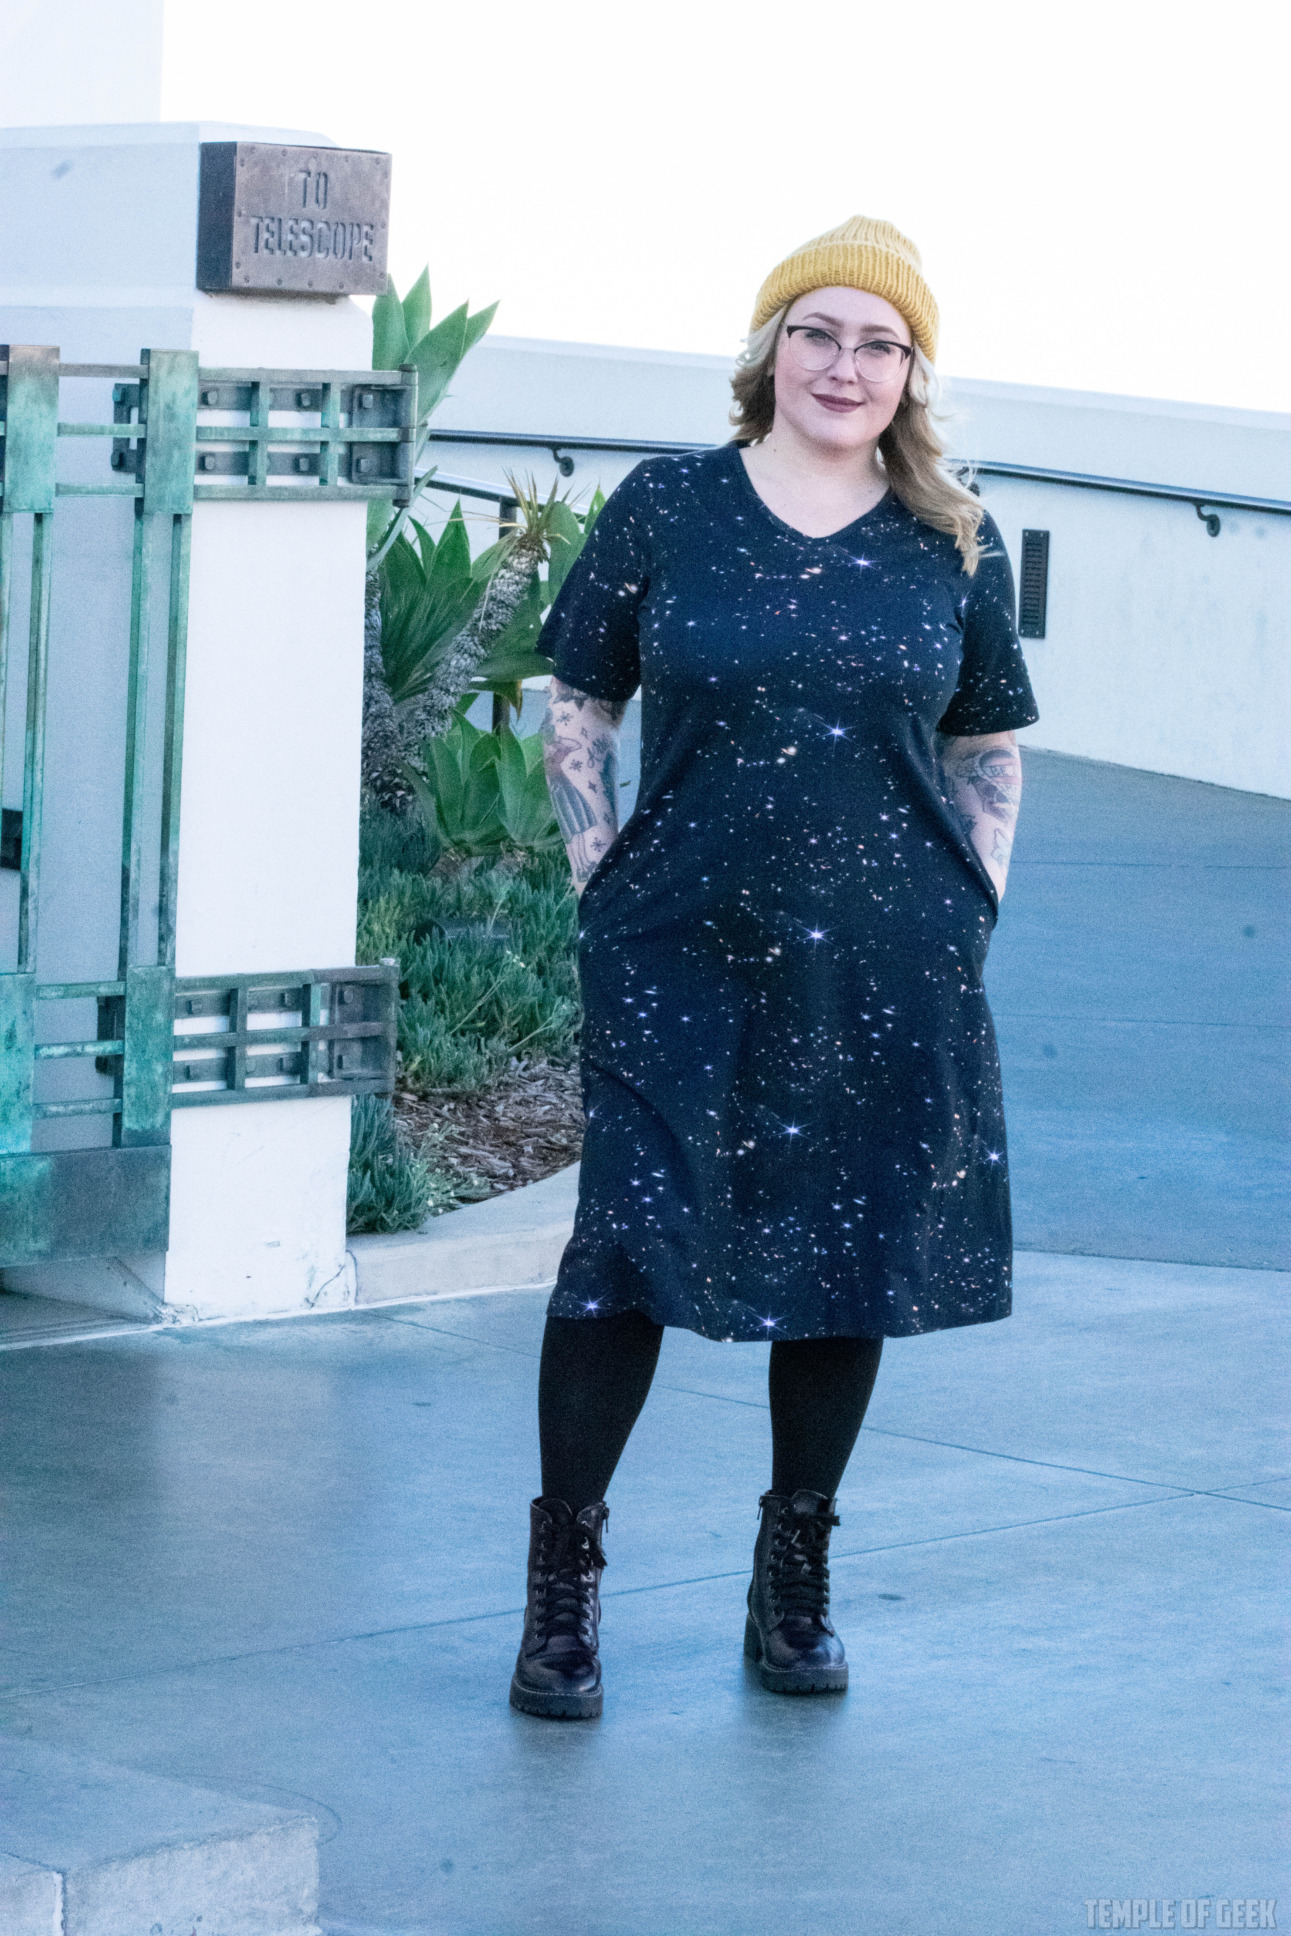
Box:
[743,1615,849,1695]
[509,1673,603,1720]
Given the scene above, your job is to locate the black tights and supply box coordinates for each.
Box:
[538,1309,883,1512]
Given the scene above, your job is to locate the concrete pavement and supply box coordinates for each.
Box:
[1,1250,1286,1935]
[989,750,1288,1270]
[1,748,1287,1934]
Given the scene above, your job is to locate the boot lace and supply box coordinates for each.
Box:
[534,1517,607,1645]
[768,1506,839,1624]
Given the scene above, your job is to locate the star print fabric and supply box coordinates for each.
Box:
[546,446,1039,1341]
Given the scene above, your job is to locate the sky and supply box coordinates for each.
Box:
[161,0,1288,414]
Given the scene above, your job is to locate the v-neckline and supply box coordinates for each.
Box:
[731,444,892,545]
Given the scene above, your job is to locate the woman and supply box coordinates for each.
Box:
[513,216,1038,1719]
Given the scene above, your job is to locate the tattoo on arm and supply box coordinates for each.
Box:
[547,677,628,727]
[598,739,619,807]
[542,678,627,892]
[937,732,1022,899]
[547,770,596,842]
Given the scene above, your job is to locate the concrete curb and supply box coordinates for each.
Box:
[0,1852,60,1936]
[347,1161,579,1308]
[0,1735,319,1936]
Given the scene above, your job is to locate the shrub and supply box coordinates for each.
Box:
[346,1096,459,1234]
[358,800,438,876]
[356,812,580,1095]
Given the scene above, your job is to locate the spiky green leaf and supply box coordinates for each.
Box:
[408,717,507,857]
[468,632,554,697]
[425,500,473,601]
[462,301,499,355]
[402,268,432,350]
[381,530,426,609]
[468,645,554,694]
[410,303,469,422]
[378,500,484,707]
[543,498,588,606]
[409,517,437,568]
[368,501,395,553]
[495,726,561,850]
[372,275,410,371]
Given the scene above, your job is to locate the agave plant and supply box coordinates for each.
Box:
[408,714,507,856]
[362,267,495,807]
[362,505,484,808]
[359,266,607,811]
[406,712,563,859]
[494,727,565,850]
[467,477,606,723]
[417,473,602,733]
[379,507,482,708]
[366,268,497,568]
[366,469,606,808]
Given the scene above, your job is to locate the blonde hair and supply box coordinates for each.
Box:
[729,306,984,574]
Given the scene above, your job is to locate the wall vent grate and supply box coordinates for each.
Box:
[1019,529,1050,639]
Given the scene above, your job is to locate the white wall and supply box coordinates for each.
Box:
[426,337,1289,798]
[947,380,1287,796]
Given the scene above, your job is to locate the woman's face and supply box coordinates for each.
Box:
[772,286,913,452]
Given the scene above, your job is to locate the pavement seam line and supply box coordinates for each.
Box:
[1188,1489,1291,1512]
[856,1422,1217,1492]
[355,1345,1188,1497]
[3,1488,1218,1702]
[308,1315,1278,1498]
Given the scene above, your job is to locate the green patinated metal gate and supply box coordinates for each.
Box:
[0,345,413,1267]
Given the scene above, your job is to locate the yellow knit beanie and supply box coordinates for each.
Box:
[750,215,939,364]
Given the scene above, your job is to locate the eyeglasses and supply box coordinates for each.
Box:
[783,325,914,384]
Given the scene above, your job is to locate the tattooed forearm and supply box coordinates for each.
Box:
[542,676,627,893]
[937,731,1022,900]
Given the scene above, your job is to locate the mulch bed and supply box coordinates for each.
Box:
[394,1059,584,1198]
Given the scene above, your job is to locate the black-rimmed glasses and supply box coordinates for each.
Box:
[784,325,914,383]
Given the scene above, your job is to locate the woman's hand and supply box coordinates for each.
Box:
[541,678,628,895]
[937,730,1022,901]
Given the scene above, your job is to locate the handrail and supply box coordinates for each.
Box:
[421,469,519,508]
[425,430,703,476]
[422,427,1291,535]
[967,460,1290,537]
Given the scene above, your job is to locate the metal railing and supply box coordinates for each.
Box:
[421,428,1291,538]
[0,349,403,1170]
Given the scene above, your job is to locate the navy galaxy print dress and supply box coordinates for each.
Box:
[546,447,1039,1342]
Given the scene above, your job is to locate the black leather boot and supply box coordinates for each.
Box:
[509,1497,608,1719]
[744,1489,849,1694]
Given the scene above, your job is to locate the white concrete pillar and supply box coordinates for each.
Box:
[0,123,372,1319]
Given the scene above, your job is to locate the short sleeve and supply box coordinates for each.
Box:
[542,464,650,703]
[936,514,1040,737]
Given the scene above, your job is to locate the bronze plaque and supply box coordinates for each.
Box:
[197,142,391,297]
